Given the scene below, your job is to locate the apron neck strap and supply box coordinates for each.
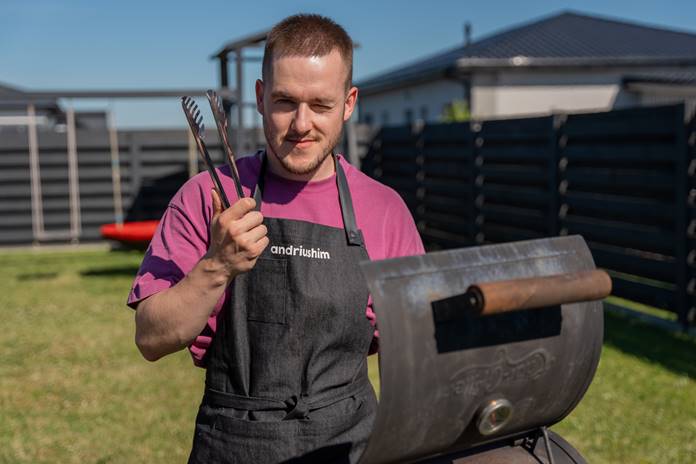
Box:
[252,153,266,211]
[333,155,364,246]
[252,151,364,246]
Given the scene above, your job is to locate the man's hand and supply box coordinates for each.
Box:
[134,189,269,362]
[205,189,269,281]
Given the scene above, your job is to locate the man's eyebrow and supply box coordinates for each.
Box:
[311,98,336,106]
[270,91,335,106]
[270,91,294,100]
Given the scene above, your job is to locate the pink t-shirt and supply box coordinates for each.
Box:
[128,152,424,366]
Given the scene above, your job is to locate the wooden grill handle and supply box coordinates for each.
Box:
[467,270,612,316]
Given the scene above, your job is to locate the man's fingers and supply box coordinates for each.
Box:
[246,236,270,259]
[229,210,264,236]
[238,224,268,250]
[220,197,257,222]
[218,203,263,238]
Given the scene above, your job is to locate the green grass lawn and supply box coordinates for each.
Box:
[0,249,694,463]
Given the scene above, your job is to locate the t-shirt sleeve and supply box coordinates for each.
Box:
[127,203,208,309]
[384,194,426,259]
[366,188,425,355]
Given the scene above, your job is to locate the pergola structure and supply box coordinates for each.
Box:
[210,29,269,154]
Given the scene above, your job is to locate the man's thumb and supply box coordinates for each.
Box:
[211,188,223,218]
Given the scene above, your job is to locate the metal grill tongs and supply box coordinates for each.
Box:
[181,96,232,209]
[205,90,245,200]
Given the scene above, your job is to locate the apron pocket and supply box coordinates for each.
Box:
[213,412,299,463]
[248,257,288,324]
[303,388,377,435]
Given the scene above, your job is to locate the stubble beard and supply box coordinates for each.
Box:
[263,116,343,177]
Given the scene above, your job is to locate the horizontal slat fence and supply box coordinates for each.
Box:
[2,105,694,327]
[687,112,696,327]
[560,106,686,318]
[362,104,695,328]
[420,122,474,248]
[0,128,263,245]
[0,122,365,247]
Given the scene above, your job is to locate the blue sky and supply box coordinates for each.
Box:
[2,0,695,127]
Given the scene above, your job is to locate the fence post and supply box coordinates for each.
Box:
[414,121,426,236]
[684,109,696,329]
[371,135,383,181]
[130,133,142,220]
[345,119,360,167]
[26,103,44,244]
[471,121,484,245]
[549,114,568,237]
[549,115,564,237]
[107,112,124,226]
[675,104,689,329]
[65,104,82,243]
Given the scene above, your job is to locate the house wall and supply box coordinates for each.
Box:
[633,86,696,119]
[358,78,466,125]
[472,71,621,118]
[473,67,696,118]
[360,66,696,123]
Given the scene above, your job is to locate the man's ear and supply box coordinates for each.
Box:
[343,86,358,122]
[255,79,265,115]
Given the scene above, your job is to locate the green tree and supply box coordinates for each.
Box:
[441,100,471,122]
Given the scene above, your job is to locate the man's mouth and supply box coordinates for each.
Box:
[286,137,316,148]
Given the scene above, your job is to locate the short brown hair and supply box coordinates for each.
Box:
[262,14,354,89]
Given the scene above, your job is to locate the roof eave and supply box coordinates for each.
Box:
[624,81,696,96]
[0,100,61,111]
[0,89,237,101]
[454,55,696,72]
[359,56,696,97]
[358,67,461,96]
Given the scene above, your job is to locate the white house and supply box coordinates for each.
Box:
[357,11,696,124]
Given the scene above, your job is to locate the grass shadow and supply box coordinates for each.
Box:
[80,266,141,277]
[604,310,696,380]
[16,272,59,281]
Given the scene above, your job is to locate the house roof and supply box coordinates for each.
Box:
[358,11,696,95]
[0,82,28,98]
[0,82,60,111]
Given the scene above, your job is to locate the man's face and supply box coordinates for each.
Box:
[255,49,358,181]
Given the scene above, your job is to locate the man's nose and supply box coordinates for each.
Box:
[292,103,312,134]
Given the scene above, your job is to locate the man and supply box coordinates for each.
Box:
[128,14,424,464]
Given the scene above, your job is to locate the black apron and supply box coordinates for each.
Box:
[189,153,377,464]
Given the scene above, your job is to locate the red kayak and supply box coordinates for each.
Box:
[100,220,159,248]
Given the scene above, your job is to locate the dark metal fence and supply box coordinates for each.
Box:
[362,104,695,328]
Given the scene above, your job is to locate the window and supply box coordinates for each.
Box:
[404,109,413,124]
[420,106,429,122]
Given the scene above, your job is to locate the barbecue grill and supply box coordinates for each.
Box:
[358,235,607,464]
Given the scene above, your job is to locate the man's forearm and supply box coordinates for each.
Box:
[134,256,230,361]
[134,195,268,362]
